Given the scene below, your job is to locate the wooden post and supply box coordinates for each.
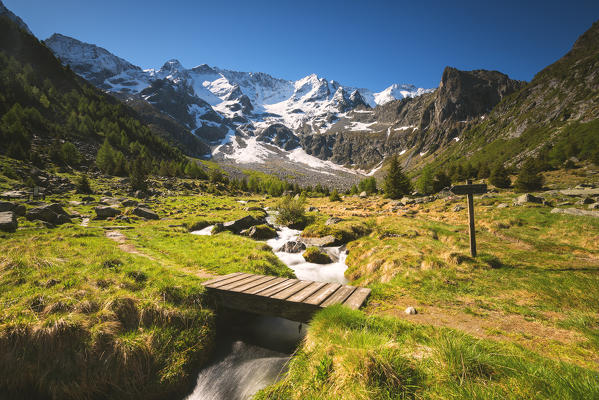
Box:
[466,179,476,257]
[449,180,487,258]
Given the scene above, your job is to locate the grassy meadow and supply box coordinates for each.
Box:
[1,163,599,399]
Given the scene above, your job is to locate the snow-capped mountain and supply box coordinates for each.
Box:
[44,33,433,177]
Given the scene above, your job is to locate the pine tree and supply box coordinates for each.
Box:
[416,166,435,194]
[96,139,115,174]
[383,155,413,199]
[489,163,511,189]
[129,156,148,192]
[329,189,342,202]
[75,174,93,194]
[515,159,544,192]
[432,171,452,193]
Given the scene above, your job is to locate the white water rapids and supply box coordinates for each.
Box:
[187,212,349,399]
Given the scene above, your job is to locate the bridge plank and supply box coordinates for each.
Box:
[201,272,243,286]
[242,277,288,295]
[320,286,356,307]
[271,280,313,300]
[304,283,341,305]
[229,275,278,293]
[258,279,300,297]
[205,273,251,288]
[287,282,327,303]
[343,287,371,309]
[217,274,265,291]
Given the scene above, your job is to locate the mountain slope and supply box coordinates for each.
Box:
[427,19,599,173]
[0,14,183,169]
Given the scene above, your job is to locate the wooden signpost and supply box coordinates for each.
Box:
[450,179,487,257]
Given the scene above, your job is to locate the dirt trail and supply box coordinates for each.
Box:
[104,230,215,279]
[373,298,598,369]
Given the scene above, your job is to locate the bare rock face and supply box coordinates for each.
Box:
[0,211,17,232]
[257,124,301,151]
[26,203,72,225]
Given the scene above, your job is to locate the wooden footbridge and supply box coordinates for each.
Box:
[202,272,371,323]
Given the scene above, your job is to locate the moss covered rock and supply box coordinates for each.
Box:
[302,247,332,264]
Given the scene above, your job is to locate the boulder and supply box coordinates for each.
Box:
[26,203,71,225]
[121,199,139,207]
[589,203,599,210]
[0,211,17,232]
[359,191,367,198]
[576,197,595,205]
[453,205,465,212]
[551,208,599,218]
[81,196,95,203]
[514,193,543,205]
[325,217,343,226]
[0,201,25,216]
[307,206,320,212]
[241,224,277,240]
[277,241,306,253]
[132,207,159,220]
[94,206,121,219]
[300,235,336,247]
[496,203,509,208]
[212,215,266,234]
[302,247,333,264]
[405,307,418,315]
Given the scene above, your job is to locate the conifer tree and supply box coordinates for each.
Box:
[515,158,544,191]
[489,163,511,189]
[383,155,413,199]
[129,156,148,192]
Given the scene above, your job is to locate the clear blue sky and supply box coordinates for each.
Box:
[5,0,599,90]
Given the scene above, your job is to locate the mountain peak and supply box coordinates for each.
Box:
[0,0,32,35]
[161,59,184,72]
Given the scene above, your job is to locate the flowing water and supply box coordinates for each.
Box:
[187,212,349,399]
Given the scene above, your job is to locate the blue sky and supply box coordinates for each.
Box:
[5,0,599,90]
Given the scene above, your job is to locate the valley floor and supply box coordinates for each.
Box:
[1,171,599,399]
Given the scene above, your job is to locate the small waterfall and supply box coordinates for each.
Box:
[187,210,349,399]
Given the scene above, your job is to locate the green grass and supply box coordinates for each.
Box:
[256,306,599,400]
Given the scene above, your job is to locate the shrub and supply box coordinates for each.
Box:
[274,195,306,228]
[75,174,93,194]
[329,189,342,202]
[515,159,544,192]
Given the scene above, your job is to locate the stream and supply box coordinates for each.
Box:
[187,211,349,399]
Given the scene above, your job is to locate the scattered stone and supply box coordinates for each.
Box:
[241,224,277,240]
[405,307,418,315]
[277,241,306,253]
[81,196,95,203]
[302,247,333,264]
[1,190,28,200]
[307,206,320,212]
[359,191,367,198]
[453,205,465,212]
[588,203,599,210]
[103,191,113,196]
[560,188,599,196]
[0,201,25,216]
[514,193,543,205]
[121,199,139,207]
[401,197,415,205]
[496,203,509,208]
[26,203,72,225]
[0,211,17,232]
[325,217,343,226]
[576,197,595,205]
[300,235,336,247]
[94,206,121,219]
[551,208,599,218]
[132,207,159,220]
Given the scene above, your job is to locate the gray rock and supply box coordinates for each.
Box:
[401,197,415,205]
[551,208,599,218]
[26,203,72,225]
[0,201,25,216]
[132,207,159,220]
[405,306,418,315]
[121,199,139,207]
[94,206,121,219]
[359,191,367,198]
[277,241,306,253]
[560,188,599,197]
[576,197,595,205]
[453,205,465,212]
[496,203,509,208]
[588,203,599,210]
[325,217,343,226]
[300,235,336,247]
[0,211,17,232]
[212,215,266,234]
[307,206,320,212]
[514,193,543,205]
